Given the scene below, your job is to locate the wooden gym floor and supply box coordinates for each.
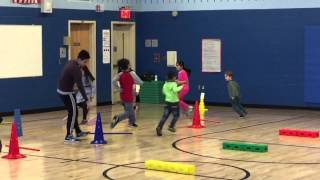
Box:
[1,104,320,180]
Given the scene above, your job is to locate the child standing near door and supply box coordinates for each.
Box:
[76,65,95,124]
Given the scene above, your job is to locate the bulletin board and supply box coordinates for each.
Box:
[201,39,221,72]
[0,25,43,79]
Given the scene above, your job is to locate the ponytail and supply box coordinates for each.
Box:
[184,68,191,77]
[177,60,191,77]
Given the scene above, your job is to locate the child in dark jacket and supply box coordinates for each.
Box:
[225,71,247,118]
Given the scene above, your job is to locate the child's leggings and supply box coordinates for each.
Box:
[178,87,189,112]
[77,102,88,120]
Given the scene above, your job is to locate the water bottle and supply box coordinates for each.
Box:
[200,85,205,99]
[155,75,158,81]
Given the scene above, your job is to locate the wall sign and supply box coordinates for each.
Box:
[102,29,110,64]
[120,7,131,20]
[201,39,221,72]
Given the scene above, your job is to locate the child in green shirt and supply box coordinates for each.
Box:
[225,71,247,118]
[156,71,183,136]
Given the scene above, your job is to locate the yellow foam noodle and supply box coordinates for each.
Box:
[145,160,196,175]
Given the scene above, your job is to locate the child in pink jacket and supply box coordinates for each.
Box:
[176,60,192,116]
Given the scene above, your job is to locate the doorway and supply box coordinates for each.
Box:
[111,21,136,104]
[68,20,97,105]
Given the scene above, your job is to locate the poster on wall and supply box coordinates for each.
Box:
[0,25,42,79]
[201,39,221,72]
[167,51,177,67]
[102,29,110,64]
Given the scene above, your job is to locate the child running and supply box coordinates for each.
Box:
[176,60,192,116]
[111,59,143,128]
[156,71,183,136]
[118,67,140,113]
[225,71,247,118]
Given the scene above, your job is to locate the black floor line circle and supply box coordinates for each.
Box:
[172,116,320,165]
[102,161,250,180]
[196,136,320,149]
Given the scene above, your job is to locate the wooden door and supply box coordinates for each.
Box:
[112,23,135,104]
[70,23,96,105]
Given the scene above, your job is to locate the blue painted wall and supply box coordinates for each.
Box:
[304,26,320,105]
[136,9,320,107]
[2,6,320,112]
[139,0,320,11]
[0,7,122,112]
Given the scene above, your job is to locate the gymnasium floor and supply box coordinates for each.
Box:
[1,104,320,180]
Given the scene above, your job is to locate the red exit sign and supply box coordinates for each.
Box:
[120,7,131,20]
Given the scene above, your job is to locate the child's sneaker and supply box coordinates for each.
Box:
[128,123,138,128]
[110,115,120,129]
[80,119,88,125]
[182,111,189,118]
[156,127,162,136]
[239,115,246,119]
[187,106,193,115]
[76,131,89,139]
[134,105,139,114]
[62,116,68,121]
[168,127,176,133]
[64,135,80,143]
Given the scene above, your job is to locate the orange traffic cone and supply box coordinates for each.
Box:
[188,101,205,129]
[2,122,26,159]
